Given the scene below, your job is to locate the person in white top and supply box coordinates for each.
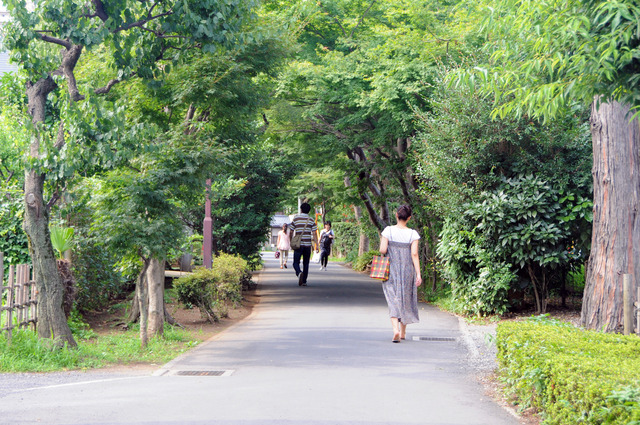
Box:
[378,204,422,343]
[276,223,291,269]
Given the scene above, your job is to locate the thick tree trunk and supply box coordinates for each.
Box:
[582,100,640,332]
[147,257,165,337]
[25,172,76,347]
[24,77,76,347]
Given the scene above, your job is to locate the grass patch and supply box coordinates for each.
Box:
[0,325,198,373]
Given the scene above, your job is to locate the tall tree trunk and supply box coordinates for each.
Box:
[24,77,76,347]
[137,257,151,348]
[147,257,165,337]
[352,205,369,255]
[582,100,640,332]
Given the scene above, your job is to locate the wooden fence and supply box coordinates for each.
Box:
[0,253,38,339]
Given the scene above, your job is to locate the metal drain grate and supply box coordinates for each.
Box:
[412,336,456,342]
[175,370,231,376]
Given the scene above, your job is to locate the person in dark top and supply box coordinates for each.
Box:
[318,221,335,270]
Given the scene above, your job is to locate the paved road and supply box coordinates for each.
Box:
[0,254,520,425]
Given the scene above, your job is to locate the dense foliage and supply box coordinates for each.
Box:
[497,318,640,424]
[438,175,592,315]
[0,186,30,271]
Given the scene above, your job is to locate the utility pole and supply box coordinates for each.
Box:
[203,179,212,269]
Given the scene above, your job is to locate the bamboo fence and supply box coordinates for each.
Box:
[0,253,38,340]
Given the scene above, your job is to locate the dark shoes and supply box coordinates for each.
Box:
[298,274,307,286]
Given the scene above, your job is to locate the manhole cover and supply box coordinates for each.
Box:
[412,336,456,342]
[175,370,232,376]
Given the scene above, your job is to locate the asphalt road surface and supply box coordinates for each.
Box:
[0,254,521,425]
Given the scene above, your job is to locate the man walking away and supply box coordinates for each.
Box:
[290,202,318,286]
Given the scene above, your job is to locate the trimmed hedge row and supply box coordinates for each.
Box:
[497,319,640,424]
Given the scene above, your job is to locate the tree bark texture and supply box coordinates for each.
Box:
[136,258,151,348]
[24,77,76,347]
[582,100,640,332]
[147,258,165,337]
[352,205,370,255]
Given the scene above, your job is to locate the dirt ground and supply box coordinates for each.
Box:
[80,288,260,373]
[84,289,260,340]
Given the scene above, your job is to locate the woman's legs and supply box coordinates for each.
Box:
[321,248,330,268]
[399,322,407,340]
[320,250,328,268]
[281,250,289,267]
[390,317,400,342]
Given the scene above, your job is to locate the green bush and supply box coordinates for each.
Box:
[497,319,640,424]
[174,253,248,322]
[353,250,381,272]
[0,186,30,272]
[332,222,359,260]
[72,235,128,312]
[437,175,591,315]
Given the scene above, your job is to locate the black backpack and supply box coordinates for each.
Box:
[321,233,332,249]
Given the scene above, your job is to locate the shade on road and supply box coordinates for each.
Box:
[0,253,521,425]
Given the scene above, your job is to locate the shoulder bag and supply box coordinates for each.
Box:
[290,218,310,250]
[370,229,391,281]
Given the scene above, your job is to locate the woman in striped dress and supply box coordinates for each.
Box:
[378,205,422,343]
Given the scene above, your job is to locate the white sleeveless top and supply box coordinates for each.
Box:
[382,225,420,244]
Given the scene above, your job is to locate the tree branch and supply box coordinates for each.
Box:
[90,0,109,21]
[331,17,347,38]
[60,45,85,102]
[37,33,72,49]
[94,78,123,94]
[350,1,376,39]
[306,24,327,40]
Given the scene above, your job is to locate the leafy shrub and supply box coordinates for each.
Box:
[332,222,359,260]
[438,175,591,315]
[0,186,30,272]
[332,221,380,262]
[174,253,248,322]
[72,234,128,312]
[353,250,381,272]
[497,319,640,424]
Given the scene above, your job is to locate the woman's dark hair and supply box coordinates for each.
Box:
[282,223,288,229]
[300,202,311,214]
[324,220,331,226]
[397,204,412,221]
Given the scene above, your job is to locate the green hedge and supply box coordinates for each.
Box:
[353,250,381,272]
[174,253,249,322]
[497,319,640,424]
